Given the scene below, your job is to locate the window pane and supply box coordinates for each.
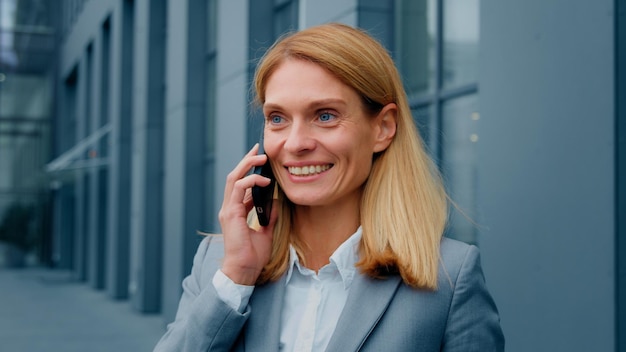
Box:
[443,0,479,88]
[441,94,479,244]
[205,0,217,155]
[412,105,433,152]
[205,58,216,156]
[204,0,218,231]
[274,0,298,37]
[395,0,436,96]
[206,0,217,53]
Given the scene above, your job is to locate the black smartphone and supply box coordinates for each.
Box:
[251,151,276,227]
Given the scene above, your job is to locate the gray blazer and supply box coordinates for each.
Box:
[154,236,504,351]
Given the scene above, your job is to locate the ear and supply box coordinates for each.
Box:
[372,103,397,153]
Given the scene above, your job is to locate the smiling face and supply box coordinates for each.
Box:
[262,59,395,210]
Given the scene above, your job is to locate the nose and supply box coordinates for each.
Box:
[283,120,316,154]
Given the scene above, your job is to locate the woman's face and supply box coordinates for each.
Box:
[262,59,395,209]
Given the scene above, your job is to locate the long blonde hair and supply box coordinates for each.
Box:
[253,23,447,289]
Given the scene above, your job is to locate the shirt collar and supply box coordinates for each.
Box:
[285,226,362,290]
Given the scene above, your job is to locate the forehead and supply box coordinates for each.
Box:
[263,59,359,107]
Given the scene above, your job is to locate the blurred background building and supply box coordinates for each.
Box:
[0,0,623,351]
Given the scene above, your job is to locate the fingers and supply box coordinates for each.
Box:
[222,144,268,206]
[220,144,273,225]
[242,188,253,206]
[218,145,278,286]
[229,176,270,208]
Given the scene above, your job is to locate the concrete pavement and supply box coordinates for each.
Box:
[0,267,166,352]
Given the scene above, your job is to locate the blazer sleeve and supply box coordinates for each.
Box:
[153,236,250,352]
[441,244,505,352]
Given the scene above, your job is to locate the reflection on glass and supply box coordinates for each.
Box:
[0,72,52,261]
[0,73,51,189]
[443,0,479,89]
[395,0,436,96]
[441,94,478,244]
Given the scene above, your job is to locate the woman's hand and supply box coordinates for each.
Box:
[218,144,277,286]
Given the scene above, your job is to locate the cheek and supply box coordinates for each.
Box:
[263,131,280,157]
[340,138,373,169]
[263,134,284,174]
[348,132,377,172]
[345,128,376,156]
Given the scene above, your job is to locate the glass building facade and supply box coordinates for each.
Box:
[0,0,57,266]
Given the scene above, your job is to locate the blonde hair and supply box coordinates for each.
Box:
[254,23,447,289]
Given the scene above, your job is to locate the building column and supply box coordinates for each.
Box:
[161,0,209,322]
[128,0,166,313]
[106,0,134,299]
[73,56,88,282]
[87,36,107,290]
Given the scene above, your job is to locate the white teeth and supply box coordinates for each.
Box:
[288,164,331,176]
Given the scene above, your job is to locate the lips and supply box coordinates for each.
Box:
[287,164,332,176]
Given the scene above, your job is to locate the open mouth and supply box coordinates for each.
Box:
[287,164,332,176]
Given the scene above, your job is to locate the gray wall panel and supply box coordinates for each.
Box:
[478,0,615,350]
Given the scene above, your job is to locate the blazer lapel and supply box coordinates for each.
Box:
[325,273,402,351]
[243,275,287,351]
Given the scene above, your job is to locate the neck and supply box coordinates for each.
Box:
[292,199,361,271]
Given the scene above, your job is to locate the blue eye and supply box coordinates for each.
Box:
[319,112,336,122]
[270,115,283,124]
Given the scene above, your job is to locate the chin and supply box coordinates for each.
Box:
[283,192,327,207]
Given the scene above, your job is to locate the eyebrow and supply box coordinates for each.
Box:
[263,98,348,112]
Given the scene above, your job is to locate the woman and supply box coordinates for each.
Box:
[154,23,504,351]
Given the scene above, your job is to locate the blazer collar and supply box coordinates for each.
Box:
[326,273,402,351]
[244,275,287,352]
[244,270,402,352]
